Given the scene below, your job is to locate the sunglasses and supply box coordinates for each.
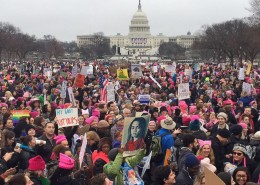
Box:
[233,152,243,156]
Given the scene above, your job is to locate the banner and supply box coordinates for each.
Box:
[138,95,150,105]
[81,66,93,76]
[242,82,251,95]
[149,75,162,89]
[68,87,76,107]
[11,110,30,125]
[246,63,252,75]
[238,68,245,80]
[122,115,150,157]
[178,83,190,100]
[60,81,67,99]
[117,69,129,80]
[131,64,143,78]
[56,108,79,128]
[60,71,68,78]
[106,84,115,102]
[74,74,85,88]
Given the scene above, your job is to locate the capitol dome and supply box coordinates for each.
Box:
[129,0,151,35]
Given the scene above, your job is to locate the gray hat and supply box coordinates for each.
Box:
[161,119,176,130]
[108,148,119,161]
[217,112,228,120]
[233,143,247,155]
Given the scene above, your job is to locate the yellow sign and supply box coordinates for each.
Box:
[117,69,129,80]
[246,63,252,75]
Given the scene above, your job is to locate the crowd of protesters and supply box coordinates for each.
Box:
[0,60,259,185]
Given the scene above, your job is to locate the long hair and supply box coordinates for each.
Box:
[126,117,146,142]
[194,172,205,185]
[196,146,215,165]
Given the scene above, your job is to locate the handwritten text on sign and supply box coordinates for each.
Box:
[56,108,79,128]
[178,83,190,100]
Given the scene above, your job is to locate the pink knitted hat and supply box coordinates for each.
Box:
[54,135,67,145]
[190,115,200,122]
[189,106,197,114]
[28,155,45,171]
[30,111,40,118]
[58,153,75,170]
[239,122,248,129]
[92,109,100,118]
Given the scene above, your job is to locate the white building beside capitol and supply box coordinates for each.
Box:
[77,0,197,56]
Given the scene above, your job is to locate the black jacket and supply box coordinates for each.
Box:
[36,134,56,163]
[176,169,194,185]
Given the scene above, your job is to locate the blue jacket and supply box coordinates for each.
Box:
[239,96,254,107]
[158,128,174,156]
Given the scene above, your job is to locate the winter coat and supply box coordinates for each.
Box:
[177,147,193,171]
[50,176,77,185]
[158,128,174,159]
[19,144,36,170]
[176,168,194,185]
[103,149,145,185]
[36,134,56,163]
[192,130,207,140]
[250,139,260,162]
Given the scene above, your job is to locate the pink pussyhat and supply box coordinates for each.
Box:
[190,115,200,122]
[54,135,67,145]
[58,153,75,170]
[198,139,212,148]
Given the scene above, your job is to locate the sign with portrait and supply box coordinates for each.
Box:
[121,115,150,157]
[131,64,143,78]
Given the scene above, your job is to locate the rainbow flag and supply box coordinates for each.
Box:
[11,110,30,124]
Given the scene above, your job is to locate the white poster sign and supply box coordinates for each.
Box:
[178,83,190,100]
[80,66,93,76]
[68,87,76,107]
[153,66,158,73]
[72,65,78,78]
[242,82,251,95]
[238,68,245,80]
[60,81,67,99]
[138,95,150,105]
[106,84,115,102]
[56,108,79,128]
[131,64,143,78]
[149,75,161,89]
[165,65,175,73]
[79,133,87,168]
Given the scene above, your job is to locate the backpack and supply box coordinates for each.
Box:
[121,163,144,185]
[150,132,170,162]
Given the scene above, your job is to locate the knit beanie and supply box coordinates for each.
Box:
[59,153,75,170]
[54,135,67,145]
[217,172,232,185]
[189,119,201,131]
[28,155,46,171]
[92,109,100,118]
[25,124,35,135]
[217,112,228,120]
[233,143,247,155]
[108,148,119,161]
[184,153,200,168]
[230,125,242,136]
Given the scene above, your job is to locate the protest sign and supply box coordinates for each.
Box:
[165,65,175,73]
[60,71,68,78]
[44,94,47,105]
[246,63,252,75]
[46,71,52,80]
[68,87,76,107]
[81,66,93,76]
[178,83,190,100]
[106,84,115,102]
[141,151,152,177]
[138,95,150,105]
[74,74,85,88]
[11,110,30,125]
[238,68,245,80]
[131,64,143,78]
[122,115,150,157]
[164,149,171,166]
[242,82,251,95]
[43,68,49,76]
[117,69,129,80]
[205,167,225,185]
[149,75,161,89]
[60,81,67,99]
[56,108,79,128]
[72,65,78,78]
[185,69,192,76]
[79,133,87,168]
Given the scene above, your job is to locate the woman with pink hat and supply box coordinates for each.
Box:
[196,139,215,165]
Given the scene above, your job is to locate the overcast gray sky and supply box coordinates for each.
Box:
[0,0,252,42]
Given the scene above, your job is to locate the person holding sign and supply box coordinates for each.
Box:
[124,117,146,151]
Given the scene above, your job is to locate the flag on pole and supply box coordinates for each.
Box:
[99,75,108,102]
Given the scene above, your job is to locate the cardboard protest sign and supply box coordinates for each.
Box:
[106,84,115,102]
[79,133,87,168]
[138,95,150,105]
[238,68,245,80]
[178,83,190,100]
[68,87,76,107]
[11,110,30,125]
[56,108,79,128]
[81,66,93,76]
[122,115,150,157]
[164,149,171,166]
[74,74,85,88]
[72,65,78,78]
[246,63,252,75]
[131,64,143,78]
[60,81,67,99]
[117,69,129,80]
[242,82,251,95]
[149,75,162,89]
[205,166,225,185]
